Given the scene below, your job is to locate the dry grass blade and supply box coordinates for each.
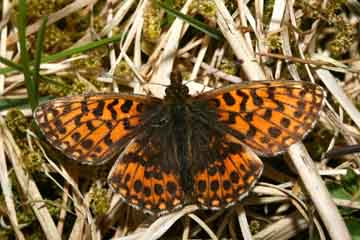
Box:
[288,143,351,240]
[333,198,360,209]
[317,68,360,129]
[188,213,217,240]
[268,0,286,32]
[236,206,252,240]
[214,0,265,80]
[114,205,198,240]
[0,129,25,240]
[100,0,136,36]
[6,0,98,46]
[0,0,10,93]
[0,117,61,240]
[253,212,308,240]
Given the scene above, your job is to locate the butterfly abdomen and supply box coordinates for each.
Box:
[168,103,194,194]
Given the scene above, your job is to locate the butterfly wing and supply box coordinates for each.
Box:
[34,94,162,164]
[190,130,263,209]
[196,81,325,156]
[108,126,185,215]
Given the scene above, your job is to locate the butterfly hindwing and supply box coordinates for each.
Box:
[108,134,185,215]
[34,94,161,164]
[192,134,263,209]
[197,81,325,156]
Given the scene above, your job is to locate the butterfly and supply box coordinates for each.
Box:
[34,74,325,215]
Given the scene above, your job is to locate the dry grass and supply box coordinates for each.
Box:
[0,0,359,239]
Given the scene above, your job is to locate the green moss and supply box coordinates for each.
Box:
[5,109,29,137]
[21,149,43,174]
[143,2,163,43]
[25,226,44,240]
[174,0,186,9]
[39,76,71,97]
[329,22,354,57]
[219,58,238,76]
[90,185,110,216]
[197,0,216,19]
[26,0,57,20]
[263,0,275,24]
[114,60,133,83]
[266,34,282,52]
[17,207,35,225]
[46,199,62,218]
[296,0,353,58]
[249,220,262,234]
[72,54,103,73]
[27,24,72,55]
[0,229,11,239]
[93,15,106,34]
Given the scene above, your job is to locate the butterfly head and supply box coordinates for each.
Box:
[164,72,190,103]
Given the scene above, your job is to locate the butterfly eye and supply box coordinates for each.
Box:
[181,85,189,96]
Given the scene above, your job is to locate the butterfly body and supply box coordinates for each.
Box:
[34,78,325,215]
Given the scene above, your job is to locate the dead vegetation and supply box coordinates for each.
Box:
[0,0,359,239]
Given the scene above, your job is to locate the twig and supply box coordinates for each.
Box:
[288,143,351,240]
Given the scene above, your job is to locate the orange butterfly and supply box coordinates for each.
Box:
[34,76,325,215]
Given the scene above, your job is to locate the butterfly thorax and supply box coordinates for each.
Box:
[163,79,191,105]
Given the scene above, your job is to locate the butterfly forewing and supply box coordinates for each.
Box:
[34,94,161,164]
[197,81,325,156]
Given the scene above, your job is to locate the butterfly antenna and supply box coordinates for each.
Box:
[144,82,168,87]
[183,79,196,86]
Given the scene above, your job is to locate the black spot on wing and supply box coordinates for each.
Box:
[280,117,291,128]
[107,99,119,120]
[86,121,96,131]
[236,90,249,112]
[263,109,272,120]
[222,93,235,106]
[93,100,105,117]
[250,89,263,106]
[71,132,81,141]
[81,139,94,149]
[121,100,133,113]
[54,119,66,134]
[268,127,281,138]
[81,102,89,113]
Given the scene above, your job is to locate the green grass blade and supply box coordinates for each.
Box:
[0,96,53,111]
[0,33,124,75]
[17,0,38,111]
[33,16,48,105]
[43,33,124,63]
[156,1,223,40]
[0,56,24,72]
